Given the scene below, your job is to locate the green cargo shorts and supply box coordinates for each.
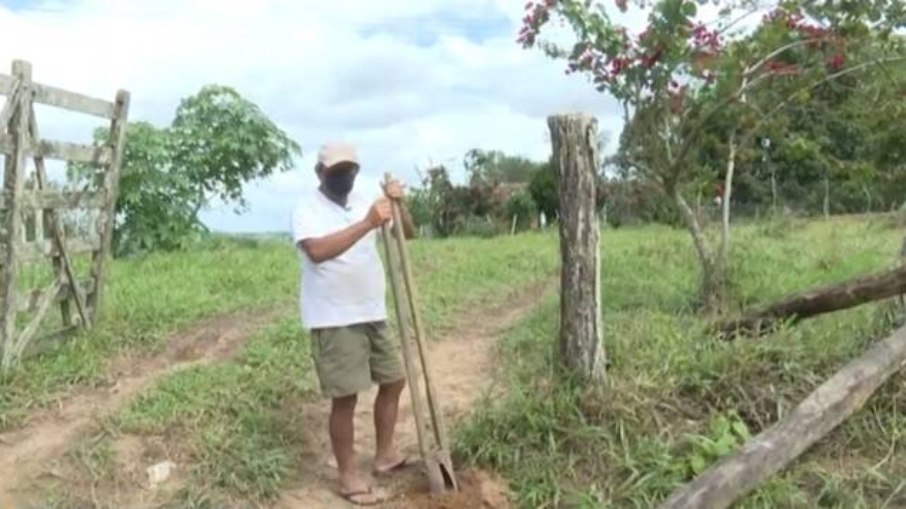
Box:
[309,321,405,399]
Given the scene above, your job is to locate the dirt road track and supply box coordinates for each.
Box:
[0,308,283,506]
[276,278,556,509]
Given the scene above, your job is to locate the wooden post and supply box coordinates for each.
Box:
[0,60,30,371]
[87,89,129,323]
[658,323,906,509]
[547,113,605,383]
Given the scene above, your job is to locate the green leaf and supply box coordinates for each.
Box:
[689,454,707,474]
[681,1,697,18]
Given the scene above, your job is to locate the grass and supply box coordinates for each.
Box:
[14,213,906,508]
[0,230,558,433]
[455,215,906,508]
[39,230,560,507]
[0,238,299,430]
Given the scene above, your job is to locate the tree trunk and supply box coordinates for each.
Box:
[672,187,723,310]
[718,131,737,283]
[715,263,906,339]
[771,169,777,216]
[823,175,830,218]
[863,184,872,214]
[547,113,606,383]
[659,323,906,509]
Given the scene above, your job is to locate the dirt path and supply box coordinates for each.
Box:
[276,278,555,509]
[0,307,284,506]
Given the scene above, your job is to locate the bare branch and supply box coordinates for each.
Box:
[666,54,906,180]
[759,55,906,124]
[743,38,825,79]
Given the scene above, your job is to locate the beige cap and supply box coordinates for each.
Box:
[317,142,359,169]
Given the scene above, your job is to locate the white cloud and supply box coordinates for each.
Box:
[0,0,646,233]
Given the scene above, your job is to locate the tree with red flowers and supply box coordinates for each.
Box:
[520,0,906,310]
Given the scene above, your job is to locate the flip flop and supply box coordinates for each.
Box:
[373,454,417,477]
[340,486,388,506]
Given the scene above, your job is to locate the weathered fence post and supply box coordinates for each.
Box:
[547,113,605,383]
[0,61,30,371]
[87,89,129,323]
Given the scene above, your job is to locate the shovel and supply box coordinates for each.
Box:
[380,173,458,494]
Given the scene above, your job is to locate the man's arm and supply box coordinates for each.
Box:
[297,198,391,263]
[298,219,375,263]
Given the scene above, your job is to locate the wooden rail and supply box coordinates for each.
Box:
[33,82,115,119]
[0,190,106,211]
[0,134,113,165]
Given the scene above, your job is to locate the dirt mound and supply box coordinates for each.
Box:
[388,469,513,509]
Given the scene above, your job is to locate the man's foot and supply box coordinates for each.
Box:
[373,452,416,477]
[340,486,389,506]
[340,474,389,506]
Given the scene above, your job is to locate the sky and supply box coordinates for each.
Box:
[0,0,701,233]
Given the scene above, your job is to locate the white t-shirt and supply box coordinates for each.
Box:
[291,184,389,330]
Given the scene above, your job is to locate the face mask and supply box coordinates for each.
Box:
[323,168,356,196]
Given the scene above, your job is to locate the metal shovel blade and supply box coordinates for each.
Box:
[424,448,458,493]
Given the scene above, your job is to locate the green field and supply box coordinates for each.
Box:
[457,216,906,508]
[4,215,906,508]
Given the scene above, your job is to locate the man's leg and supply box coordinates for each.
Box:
[311,325,388,504]
[374,378,406,470]
[368,322,411,473]
[330,394,366,493]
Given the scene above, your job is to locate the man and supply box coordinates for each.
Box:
[291,142,416,506]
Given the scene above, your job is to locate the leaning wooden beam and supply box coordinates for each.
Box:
[29,104,92,328]
[11,276,62,360]
[32,81,114,119]
[715,263,906,339]
[658,323,906,509]
[21,324,81,358]
[0,134,113,164]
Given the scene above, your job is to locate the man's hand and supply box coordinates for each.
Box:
[382,178,405,200]
[367,197,393,229]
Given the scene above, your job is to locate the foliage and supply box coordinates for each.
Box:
[601,176,683,227]
[505,189,540,232]
[464,148,543,186]
[68,85,300,257]
[168,85,300,212]
[408,150,554,238]
[519,0,906,307]
[528,159,559,220]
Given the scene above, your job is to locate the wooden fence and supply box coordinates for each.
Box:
[0,59,129,370]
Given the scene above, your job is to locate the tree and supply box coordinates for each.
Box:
[464,148,542,186]
[68,85,300,256]
[528,159,559,220]
[519,0,906,310]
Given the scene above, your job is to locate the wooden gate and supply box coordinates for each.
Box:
[0,59,129,370]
